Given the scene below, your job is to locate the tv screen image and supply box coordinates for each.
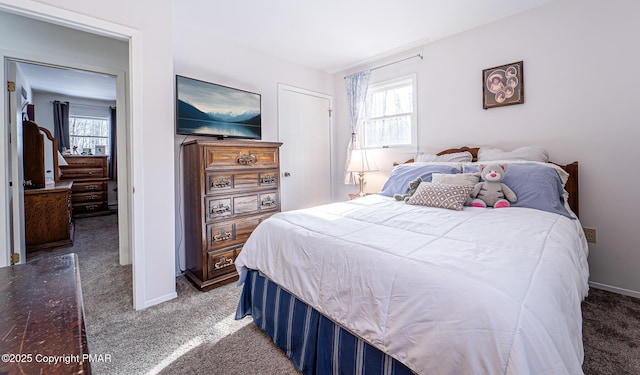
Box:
[176,75,261,139]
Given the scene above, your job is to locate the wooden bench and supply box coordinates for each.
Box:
[0,253,91,374]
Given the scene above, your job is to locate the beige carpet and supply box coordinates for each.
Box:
[29,214,298,375]
[28,214,640,375]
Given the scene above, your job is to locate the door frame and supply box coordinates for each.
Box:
[0,2,147,309]
[4,61,24,266]
[277,83,335,208]
[5,56,128,262]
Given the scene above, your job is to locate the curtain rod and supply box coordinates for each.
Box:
[50,101,112,109]
[344,53,423,79]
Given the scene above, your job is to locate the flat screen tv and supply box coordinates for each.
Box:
[176,75,261,139]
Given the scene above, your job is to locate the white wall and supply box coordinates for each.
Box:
[334,0,640,295]
[33,0,177,308]
[172,10,335,274]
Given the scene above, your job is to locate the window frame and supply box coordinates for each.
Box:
[360,74,418,150]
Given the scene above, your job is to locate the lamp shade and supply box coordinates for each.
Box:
[347,148,378,173]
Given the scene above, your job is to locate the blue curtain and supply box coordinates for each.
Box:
[109,106,117,180]
[52,101,70,152]
[343,70,371,184]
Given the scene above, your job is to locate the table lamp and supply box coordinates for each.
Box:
[347,148,378,197]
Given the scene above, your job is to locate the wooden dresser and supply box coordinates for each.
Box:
[183,140,282,290]
[60,155,111,218]
[24,181,73,252]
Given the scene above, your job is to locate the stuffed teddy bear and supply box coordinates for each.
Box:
[394,177,422,202]
[470,164,517,208]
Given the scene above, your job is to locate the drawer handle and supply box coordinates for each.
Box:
[214,256,234,270]
[88,195,99,200]
[86,205,99,211]
[261,196,276,208]
[211,177,231,189]
[236,152,256,165]
[85,186,98,190]
[210,202,231,215]
[213,229,232,242]
[261,174,276,184]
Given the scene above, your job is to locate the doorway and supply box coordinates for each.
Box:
[277,84,333,211]
[10,60,120,263]
[0,3,164,309]
[0,7,142,303]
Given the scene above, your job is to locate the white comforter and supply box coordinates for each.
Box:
[235,195,590,375]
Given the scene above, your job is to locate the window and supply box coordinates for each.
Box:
[69,116,110,155]
[361,75,416,149]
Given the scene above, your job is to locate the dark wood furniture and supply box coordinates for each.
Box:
[0,253,91,374]
[60,155,111,218]
[183,139,282,290]
[394,146,579,217]
[23,120,60,189]
[24,181,73,252]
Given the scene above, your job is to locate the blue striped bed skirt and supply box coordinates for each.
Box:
[235,269,415,375]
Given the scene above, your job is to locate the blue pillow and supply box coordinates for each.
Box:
[464,163,574,219]
[379,164,461,197]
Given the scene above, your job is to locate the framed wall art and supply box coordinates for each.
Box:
[482,61,524,109]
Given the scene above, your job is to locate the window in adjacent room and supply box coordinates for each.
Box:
[69,116,110,155]
[361,75,417,149]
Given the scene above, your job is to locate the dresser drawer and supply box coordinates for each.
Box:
[206,169,279,194]
[71,181,108,193]
[61,167,105,179]
[205,191,278,222]
[206,197,233,220]
[72,201,108,215]
[206,213,272,251]
[204,146,279,169]
[206,245,242,280]
[62,156,106,168]
[72,191,107,204]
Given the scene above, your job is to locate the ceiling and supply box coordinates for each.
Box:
[182,0,557,72]
[17,62,116,101]
[17,0,555,98]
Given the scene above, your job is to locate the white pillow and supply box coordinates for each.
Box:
[431,173,480,186]
[477,146,549,163]
[415,151,473,163]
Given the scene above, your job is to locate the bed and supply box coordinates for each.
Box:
[234,146,589,375]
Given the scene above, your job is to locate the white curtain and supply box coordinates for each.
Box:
[343,70,371,184]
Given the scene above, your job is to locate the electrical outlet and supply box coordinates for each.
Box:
[583,227,597,243]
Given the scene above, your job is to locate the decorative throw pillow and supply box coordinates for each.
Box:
[406,183,474,211]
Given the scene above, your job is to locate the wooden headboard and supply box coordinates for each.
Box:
[394,146,579,218]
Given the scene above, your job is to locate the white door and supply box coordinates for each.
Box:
[7,61,26,264]
[278,85,332,211]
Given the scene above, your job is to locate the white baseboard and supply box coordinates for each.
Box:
[589,281,640,299]
[143,292,178,309]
